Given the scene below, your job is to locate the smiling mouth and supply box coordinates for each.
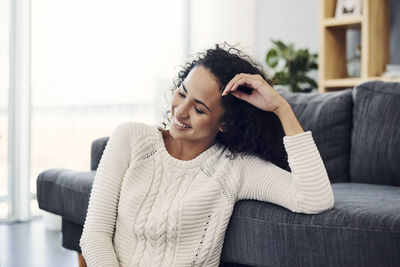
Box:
[173,117,191,129]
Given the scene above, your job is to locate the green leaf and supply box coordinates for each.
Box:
[273,71,290,85]
[296,75,318,89]
[266,39,319,92]
[272,39,287,51]
[265,48,279,68]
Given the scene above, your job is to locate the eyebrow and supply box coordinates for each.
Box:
[182,83,211,112]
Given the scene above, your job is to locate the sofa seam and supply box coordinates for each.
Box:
[286,95,352,105]
[40,178,92,195]
[356,84,400,96]
[232,215,400,234]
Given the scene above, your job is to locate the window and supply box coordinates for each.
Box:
[30,0,186,218]
[2,0,186,222]
[0,0,10,220]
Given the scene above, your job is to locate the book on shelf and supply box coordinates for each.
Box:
[382,64,400,78]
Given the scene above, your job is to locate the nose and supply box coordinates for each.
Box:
[174,99,190,119]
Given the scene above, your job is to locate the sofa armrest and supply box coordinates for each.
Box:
[37,168,95,225]
[90,136,109,171]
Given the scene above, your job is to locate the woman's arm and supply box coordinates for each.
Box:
[225,74,334,213]
[80,122,133,267]
[273,99,305,137]
[236,131,334,214]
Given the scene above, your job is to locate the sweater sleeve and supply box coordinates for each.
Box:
[237,131,334,214]
[80,121,133,267]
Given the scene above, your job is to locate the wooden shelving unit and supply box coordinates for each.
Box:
[318,0,399,92]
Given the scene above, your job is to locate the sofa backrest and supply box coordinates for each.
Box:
[277,87,353,183]
[350,81,400,186]
[90,136,109,171]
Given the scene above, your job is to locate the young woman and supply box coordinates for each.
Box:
[79,43,334,267]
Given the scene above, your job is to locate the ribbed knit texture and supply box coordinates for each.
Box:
[80,121,334,267]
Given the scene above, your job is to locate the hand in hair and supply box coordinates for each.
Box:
[222,73,287,114]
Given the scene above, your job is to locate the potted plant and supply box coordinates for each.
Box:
[265,39,318,93]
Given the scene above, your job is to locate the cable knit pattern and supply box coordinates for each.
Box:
[80,121,334,267]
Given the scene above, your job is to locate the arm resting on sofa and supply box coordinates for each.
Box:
[237,131,334,214]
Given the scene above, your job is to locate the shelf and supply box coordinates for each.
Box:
[319,0,390,92]
[323,16,363,27]
[367,76,400,82]
[323,77,400,88]
[324,78,363,88]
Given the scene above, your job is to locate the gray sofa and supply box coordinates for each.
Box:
[37,80,400,267]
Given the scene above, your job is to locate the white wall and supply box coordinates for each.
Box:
[189,0,255,57]
[254,0,319,70]
[189,0,319,79]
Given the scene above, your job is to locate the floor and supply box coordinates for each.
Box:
[0,217,77,267]
[0,217,251,267]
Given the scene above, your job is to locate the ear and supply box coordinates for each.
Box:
[218,122,226,133]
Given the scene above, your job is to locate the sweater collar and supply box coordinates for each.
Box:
[153,126,221,169]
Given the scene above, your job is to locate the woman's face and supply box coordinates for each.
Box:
[169,65,225,146]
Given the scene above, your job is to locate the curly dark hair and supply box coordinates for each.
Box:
[159,42,289,171]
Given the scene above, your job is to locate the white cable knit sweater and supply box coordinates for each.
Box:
[80,121,334,267]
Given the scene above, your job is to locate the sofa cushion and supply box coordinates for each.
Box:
[221,183,400,267]
[37,169,94,225]
[91,136,109,171]
[277,87,353,183]
[350,81,400,186]
[62,218,84,253]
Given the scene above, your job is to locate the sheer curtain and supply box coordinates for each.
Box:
[30,0,186,219]
[0,0,10,220]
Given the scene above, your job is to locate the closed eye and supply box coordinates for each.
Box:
[195,107,204,114]
[178,90,205,114]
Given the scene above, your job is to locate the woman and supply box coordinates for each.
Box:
[80,43,334,267]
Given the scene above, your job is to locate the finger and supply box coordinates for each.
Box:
[222,74,239,96]
[230,90,251,102]
[222,73,249,96]
[223,73,265,96]
[230,76,259,92]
